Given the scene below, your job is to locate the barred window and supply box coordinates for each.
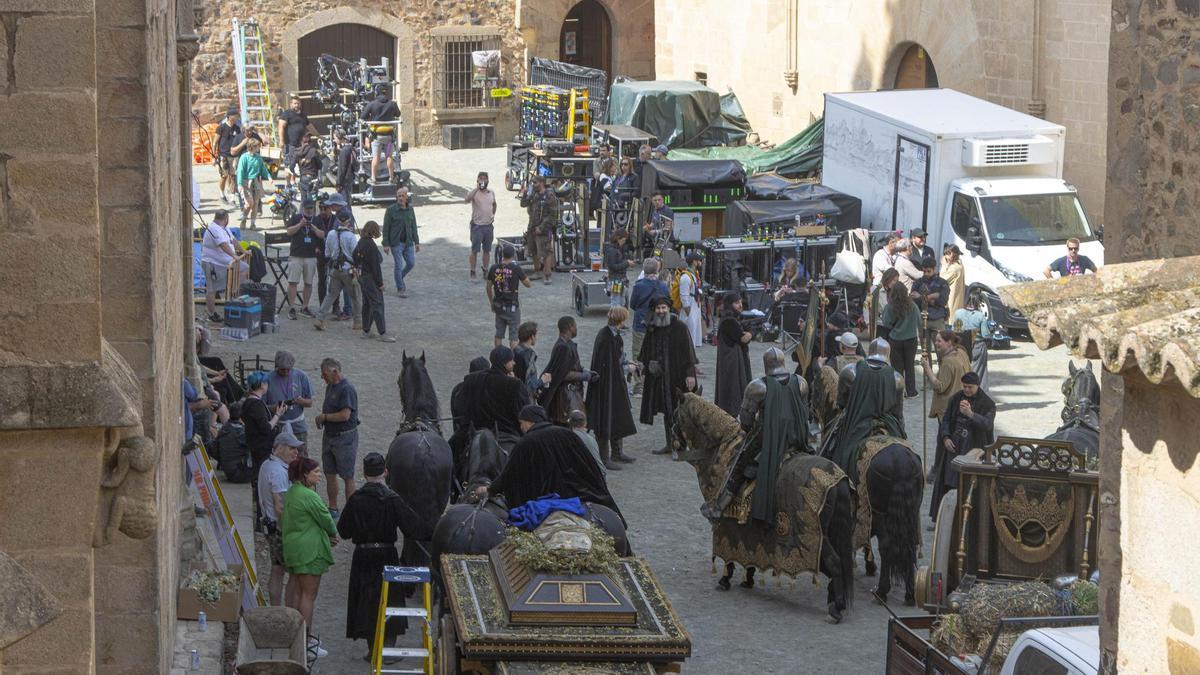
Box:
[431,30,502,110]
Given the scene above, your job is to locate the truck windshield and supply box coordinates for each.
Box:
[980,193,1093,246]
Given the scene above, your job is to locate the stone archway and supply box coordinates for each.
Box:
[892,43,938,89]
[518,0,653,81]
[879,0,987,99]
[559,0,613,76]
[281,8,415,142]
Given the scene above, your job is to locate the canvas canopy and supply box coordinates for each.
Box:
[605,79,751,148]
[671,118,824,177]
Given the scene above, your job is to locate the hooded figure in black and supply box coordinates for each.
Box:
[450,347,530,438]
[538,316,595,423]
[932,371,996,517]
[337,453,433,656]
[486,405,624,522]
[585,307,638,469]
[714,291,753,416]
[638,296,698,454]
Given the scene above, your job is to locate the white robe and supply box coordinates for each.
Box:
[678,271,703,347]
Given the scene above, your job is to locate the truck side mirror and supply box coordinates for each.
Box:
[966,226,983,253]
[1096,224,1105,242]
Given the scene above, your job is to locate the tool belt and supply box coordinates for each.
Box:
[356,542,395,549]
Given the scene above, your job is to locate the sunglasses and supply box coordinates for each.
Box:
[1067,247,1079,252]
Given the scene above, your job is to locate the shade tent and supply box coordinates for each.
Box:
[724,199,842,237]
[605,79,751,148]
[744,176,862,232]
[639,159,746,196]
[671,118,824,177]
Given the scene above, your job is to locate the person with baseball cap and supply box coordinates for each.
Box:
[485,244,532,348]
[258,429,305,605]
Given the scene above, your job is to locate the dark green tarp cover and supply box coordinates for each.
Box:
[604,80,750,149]
[672,118,825,177]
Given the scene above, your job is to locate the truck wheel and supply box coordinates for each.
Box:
[504,172,516,192]
[925,489,958,608]
[574,288,586,317]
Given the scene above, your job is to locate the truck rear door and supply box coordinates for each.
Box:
[893,137,932,233]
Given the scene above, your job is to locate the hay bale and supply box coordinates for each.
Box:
[960,582,1058,637]
[931,614,976,657]
[1068,579,1099,615]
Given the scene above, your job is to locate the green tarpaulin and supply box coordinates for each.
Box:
[605,80,751,149]
[670,118,824,177]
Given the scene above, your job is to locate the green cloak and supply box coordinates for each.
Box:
[750,375,809,523]
[832,360,906,483]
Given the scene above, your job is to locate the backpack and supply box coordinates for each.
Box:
[668,268,692,312]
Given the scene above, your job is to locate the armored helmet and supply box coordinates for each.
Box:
[867,337,891,362]
[763,347,788,376]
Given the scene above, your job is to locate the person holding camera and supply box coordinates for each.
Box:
[285,200,326,319]
[465,171,497,282]
[263,350,315,446]
[520,177,558,284]
[243,370,289,527]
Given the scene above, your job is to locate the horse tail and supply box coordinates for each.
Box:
[881,447,924,589]
[831,478,856,609]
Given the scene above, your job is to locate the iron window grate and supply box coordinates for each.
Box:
[432,33,501,110]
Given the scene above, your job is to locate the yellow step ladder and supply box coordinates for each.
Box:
[370,566,433,674]
[567,87,591,144]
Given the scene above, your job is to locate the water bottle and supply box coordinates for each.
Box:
[190,649,201,670]
[197,611,207,631]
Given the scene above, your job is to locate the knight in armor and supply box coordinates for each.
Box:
[539,316,597,424]
[819,332,866,410]
[701,347,810,523]
[827,338,906,482]
[450,346,530,438]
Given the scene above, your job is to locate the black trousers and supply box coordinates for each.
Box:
[359,277,386,334]
[889,337,918,396]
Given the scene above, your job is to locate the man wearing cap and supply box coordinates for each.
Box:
[214,108,245,206]
[337,452,431,661]
[827,338,906,482]
[315,208,361,331]
[258,429,304,604]
[263,351,315,447]
[678,251,704,347]
[285,199,325,319]
[810,331,866,430]
[294,133,324,204]
[638,297,698,456]
[486,244,531,348]
[651,144,669,160]
[520,177,559,284]
[910,229,936,270]
[451,346,531,440]
[484,405,622,519]
[382,187,420,298]
[932,371,995,520]
[539,316,596,425]
[702,347,809,523]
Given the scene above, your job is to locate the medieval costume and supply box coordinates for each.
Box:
[489,406,623,521]
[539,332,591,424]
[638,297,699,452]
[450,347,530,438]
[931,372,995,518]
[585,325,638,468]
[714,294,752,417]
[336,453,433,653]
[450,357,491,435]
[828,340,906,483]
[927,346,970,423]
[702,348,809,523]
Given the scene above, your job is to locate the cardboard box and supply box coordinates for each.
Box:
[178,564,244,622]
[793,224,828,237]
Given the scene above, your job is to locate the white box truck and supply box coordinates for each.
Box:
[821,88,1103,330]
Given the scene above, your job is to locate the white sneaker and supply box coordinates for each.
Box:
[308,636,328,658]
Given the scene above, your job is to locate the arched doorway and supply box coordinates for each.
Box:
[893,44,939,89]
[298,23,396,132]
[560,0,612,76]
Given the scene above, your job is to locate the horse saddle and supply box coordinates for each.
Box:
[721,480,758,525]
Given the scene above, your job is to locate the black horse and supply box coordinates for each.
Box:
[1045,361,1101,466]
[387,355,454,573]
[861,438,925,606]
[458,427,513,497]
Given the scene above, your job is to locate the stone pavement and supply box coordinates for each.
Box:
[192,147,1078,673]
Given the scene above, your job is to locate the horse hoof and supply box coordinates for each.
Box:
[739,580,755,589]
[864,562,877,577]
[826,604,843,624]
[717,578,731,591]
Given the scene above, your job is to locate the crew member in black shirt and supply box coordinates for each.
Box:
[335,133,357,207]
[277,95,318,185]
[293,133,323,203]
[486,244,532,348]
[284,199,326,319]
[214,108,245,205]
[362,87,401,183]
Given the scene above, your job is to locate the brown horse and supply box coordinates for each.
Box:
[671,392,856,623]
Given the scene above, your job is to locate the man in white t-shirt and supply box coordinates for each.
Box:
[870,233,900,288]
[201,210,247,323]
[258,429,302,605]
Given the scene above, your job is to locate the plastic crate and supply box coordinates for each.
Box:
[224,296,262,337]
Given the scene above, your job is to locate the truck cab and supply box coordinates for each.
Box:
[940,177,1103,330]
[1000,626,1100,675]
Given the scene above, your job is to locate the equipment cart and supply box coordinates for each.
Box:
[570,269,614,316]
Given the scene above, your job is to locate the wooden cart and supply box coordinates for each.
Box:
[917,436,1100,611]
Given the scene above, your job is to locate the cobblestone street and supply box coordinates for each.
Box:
[197,146,1079,674]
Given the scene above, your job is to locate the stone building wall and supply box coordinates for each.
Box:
[192,0,655,146]
[653,0,1109,228]
[0,0,192,672]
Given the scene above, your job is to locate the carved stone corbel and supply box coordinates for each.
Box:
[93,434,161,547]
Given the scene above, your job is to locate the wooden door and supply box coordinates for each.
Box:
[298,23,395,132]
[560,0,612,78]
[894,44,939,90]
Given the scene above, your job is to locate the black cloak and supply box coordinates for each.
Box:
[489,422,624,522]
[585,326,637,441]
[831,359,906,482]
[450,357,490,435]
[451,368,531,437]
[538,336,586,422]
[714,317,752,416]
[638,316,697,424]
[931,388,996,517]
[336,482,433,641]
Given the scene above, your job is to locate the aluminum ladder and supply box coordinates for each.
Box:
[231,18,277,146]
[370,566,433,674]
